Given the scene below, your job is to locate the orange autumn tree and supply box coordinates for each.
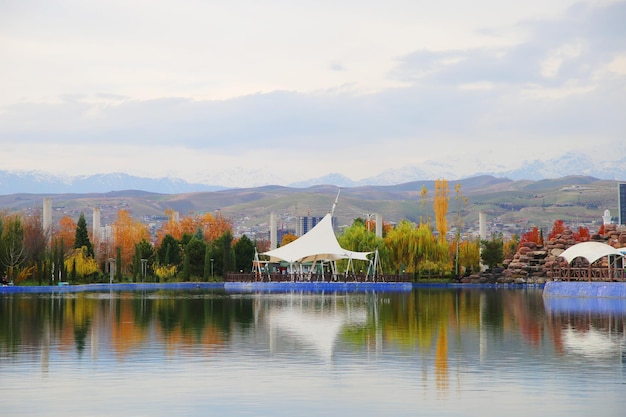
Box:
[180,214,197,236]
[113,210,149,273]
[573,226,590,242]
[53,215,77,253]
[157,210,233,244]
[434,179,449,242]
[521,226,542,245]
[158,209,183,242]
[547,220,565,240]
[199,212,232,242]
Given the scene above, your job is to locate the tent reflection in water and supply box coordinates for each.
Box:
[268,300,368,360]
[259,212,377,281]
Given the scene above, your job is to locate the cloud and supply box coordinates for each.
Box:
[392,2,626,87]
[0,1,624,186]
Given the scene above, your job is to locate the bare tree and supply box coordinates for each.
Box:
[1,215,25,281]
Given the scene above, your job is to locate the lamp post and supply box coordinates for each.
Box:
[455,233,460,278]
[109,258,115,284]
[141,258,147,282]
[363,213,374,232]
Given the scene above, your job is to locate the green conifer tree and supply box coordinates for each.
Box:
[74,213,94,258]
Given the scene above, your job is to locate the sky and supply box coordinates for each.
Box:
[1,0,625,187]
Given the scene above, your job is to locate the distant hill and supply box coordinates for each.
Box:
[0,175,619,241]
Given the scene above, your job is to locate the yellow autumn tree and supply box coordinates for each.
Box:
[453,182,468,231]
[113,209,149,273]
[419,184,429,223]
[384,220,415,273]
[65,246,99,278]
[154,264,177,281]
[281,233,298,246]
[434,179,449,242]
[458,239,480,274]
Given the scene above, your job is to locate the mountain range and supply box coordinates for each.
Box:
[0,173,619,243]
[1,152,624,194]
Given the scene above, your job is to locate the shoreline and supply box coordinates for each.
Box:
[3,281,625,299]
[0,281,543,294]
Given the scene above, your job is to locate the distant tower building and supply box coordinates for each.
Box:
[295,216,324,237]
[619,183,626,225]
[603,209,612,226]
[479,211,487,271]
[479,211,487,240]
[93,207,101,243]
[270,212,277,250]
[375,213,383,238]
[43,198,52,236]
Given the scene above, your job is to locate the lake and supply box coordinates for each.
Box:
[1,286,624,416]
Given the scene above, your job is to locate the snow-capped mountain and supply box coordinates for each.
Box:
[289,173,358,188]
[491,153,626,181]
[1,152,625,195]
[0,171,224,195]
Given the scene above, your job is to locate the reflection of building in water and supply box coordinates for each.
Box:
[262,292,368,360]
[544,296,626,365]
[269,309,345,359]
[562,326,624,359]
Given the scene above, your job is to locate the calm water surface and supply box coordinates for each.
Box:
[1,287,624,417]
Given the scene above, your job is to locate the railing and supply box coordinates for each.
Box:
[550,265,626,282]
[225,273,413,283]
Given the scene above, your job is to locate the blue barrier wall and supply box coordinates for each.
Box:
[0,281,412,294]
[224,281,413,293]
[543,281,626,298]
[0,282,224,294]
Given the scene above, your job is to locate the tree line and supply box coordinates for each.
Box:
[0,208,256,285]
[0,179,599,285]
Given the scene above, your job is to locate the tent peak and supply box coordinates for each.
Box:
[330,188,341,216]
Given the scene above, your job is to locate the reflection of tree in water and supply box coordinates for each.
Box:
[151,292,254,338]
[70,296,93,355]
[157,300,180,335]
[74,319,91,354]
[0,290,258,358]
[4,288,621,367]
[130,294,153,330]
[501,289,546,348]
[435,321,448,395]
[0,294,98,356]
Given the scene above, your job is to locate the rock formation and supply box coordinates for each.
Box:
[463,224,626,284]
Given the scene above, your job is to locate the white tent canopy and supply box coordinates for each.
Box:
[559,241,623,264]
[262,213,372,263]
